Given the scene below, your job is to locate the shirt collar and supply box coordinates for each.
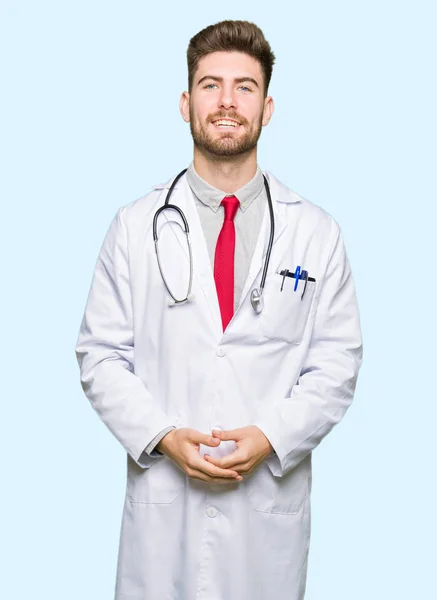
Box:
[186,161,265,213]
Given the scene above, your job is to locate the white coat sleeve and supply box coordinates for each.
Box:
[253,220,363,477]
[75,207,176,469]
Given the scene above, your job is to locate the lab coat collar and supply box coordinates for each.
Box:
[153,169,303,205]
[153,168,301,269]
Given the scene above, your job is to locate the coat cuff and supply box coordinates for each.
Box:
[145,426,176,456]
[130,419,177,469]
[253,420,286,477]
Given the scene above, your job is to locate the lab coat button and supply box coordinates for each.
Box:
[206,506,218,518]
[216,347,226,357]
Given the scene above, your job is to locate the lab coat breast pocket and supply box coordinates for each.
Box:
[127,455,186,504]
[261,274,316,344]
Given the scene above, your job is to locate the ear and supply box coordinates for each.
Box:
[180,91,191,123]
[262,95,274,126]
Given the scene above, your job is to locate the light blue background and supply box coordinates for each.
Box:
[1,1,435,598]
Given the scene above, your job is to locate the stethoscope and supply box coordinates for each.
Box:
[152,168,275,313]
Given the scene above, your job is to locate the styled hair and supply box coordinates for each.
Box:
[187,20,276,97]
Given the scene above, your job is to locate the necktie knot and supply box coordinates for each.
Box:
[221,195,240,222]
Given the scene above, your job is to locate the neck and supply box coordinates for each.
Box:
[193,146,258,193]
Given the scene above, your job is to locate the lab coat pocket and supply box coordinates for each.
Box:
[127,455,186,504]
[260,275,316,344]
[244,460,309,515]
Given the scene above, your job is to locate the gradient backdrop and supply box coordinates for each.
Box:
[1,1,436,598]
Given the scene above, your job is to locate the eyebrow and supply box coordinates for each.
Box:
[197,75,260,89]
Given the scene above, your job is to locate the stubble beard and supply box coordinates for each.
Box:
[189,108,264,158]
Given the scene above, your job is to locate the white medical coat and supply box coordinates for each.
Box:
[75,170,363,600]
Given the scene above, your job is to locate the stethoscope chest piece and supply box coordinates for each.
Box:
[250,288,264,313]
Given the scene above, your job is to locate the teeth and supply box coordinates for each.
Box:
[215,120,238,127]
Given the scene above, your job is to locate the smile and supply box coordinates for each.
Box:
[212,119,241,129]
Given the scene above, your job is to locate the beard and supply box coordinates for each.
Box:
[189,107,263,157]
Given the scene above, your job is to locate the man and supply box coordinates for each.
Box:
[75,19,363,600]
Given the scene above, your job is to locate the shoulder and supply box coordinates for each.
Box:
[116,173,179,227]
[265,170,341,237]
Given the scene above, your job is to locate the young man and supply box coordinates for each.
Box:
[75,20,363,600]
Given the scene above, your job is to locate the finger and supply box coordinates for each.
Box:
[188,469,242,484]
[205,455,250,474]
[189,454,240,478]
[203,454,226,467]
[189,430,221,448]
[204,454,245,468]
[231,461,252,475]
[204,449,246,470]
[193,457,242,480]
[212,428,243,442]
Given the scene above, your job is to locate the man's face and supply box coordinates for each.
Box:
[180,51,273,157]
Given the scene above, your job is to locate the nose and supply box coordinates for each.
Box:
[218,86,237,110]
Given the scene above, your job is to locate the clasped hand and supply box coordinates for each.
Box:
[156,426,273,485]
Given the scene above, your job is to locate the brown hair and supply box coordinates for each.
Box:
[187,20,276,97]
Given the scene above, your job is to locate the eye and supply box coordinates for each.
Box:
[239,86,252,92]
[204,83,218,89]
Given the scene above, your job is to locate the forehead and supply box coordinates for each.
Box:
[194,51,263,84]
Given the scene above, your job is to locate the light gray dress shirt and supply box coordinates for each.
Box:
[142,162,267,458]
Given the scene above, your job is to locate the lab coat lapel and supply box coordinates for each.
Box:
[157,170,298,336]
[160,174,223,336]
[238,172,289,308]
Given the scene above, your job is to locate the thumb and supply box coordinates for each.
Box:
[189,430,221,447]
[212,428,242,442]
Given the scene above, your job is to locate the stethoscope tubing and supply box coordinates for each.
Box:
[153,168,274,310]
[260,173,275,296]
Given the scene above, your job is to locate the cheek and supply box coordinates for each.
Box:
[194,109,211,127]
[240,101,263,125]
[192,98,216,120]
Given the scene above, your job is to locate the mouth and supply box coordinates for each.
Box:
[211,118,241,130]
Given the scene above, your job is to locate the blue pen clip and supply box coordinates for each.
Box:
[293,265,301,291]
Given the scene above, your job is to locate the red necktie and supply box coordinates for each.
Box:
[214,195,240,331]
